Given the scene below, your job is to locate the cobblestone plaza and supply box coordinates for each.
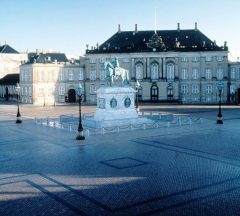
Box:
[1,103,240,215]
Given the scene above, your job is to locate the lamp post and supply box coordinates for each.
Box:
[76,83,85,140]
[135,81,141,112]
[217,82,224,124]
[15,83,22,124]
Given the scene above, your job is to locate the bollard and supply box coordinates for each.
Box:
[101,128,105,135]
[143,123,146,130]
[179,117,181,126]
[86,129,90,136]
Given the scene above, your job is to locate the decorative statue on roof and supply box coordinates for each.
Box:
[104,57,129,86]
[147,33,166,50]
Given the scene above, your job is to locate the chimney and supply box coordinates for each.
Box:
[177,23,180,32]
[195,22,198,31]
[135,24,138,33]
[224,41,227,48]
[118,24,121,33]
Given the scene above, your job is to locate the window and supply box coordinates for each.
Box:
[48,87,54,96]
[89,58,96,64]
[206,68,212,79]
[59,86,65,96]
[79,69,84,80]
[99,58,105,63]
[100,70,106,80]
[28,87,32,96]
[206,85,212,94]
[24,71,28,81]
[192,68,199,79]
[68,70,74,81]
[28,72,32,82]
[230,84,236,94]
[136,63,143,80]
[181,85,188,94]
[181,57,188,62]
[90,84,96,94]
[167,63,174,81]
[20,71,24,81]
[217,56,223,62]
[205,56,212,62]
[192,85,199,94]
[192,57,199,62]
[216,68,223,80]
[90,70,96,80]
[59,70,63,81]
[38,88,44,97]
[181,68,188,80]
[151,63,158,80]
[41,71,44,81]
[48,70,54,81]
[24,87,28,96]
[231,67,236,79]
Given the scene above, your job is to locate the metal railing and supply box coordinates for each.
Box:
[34,112,202,137]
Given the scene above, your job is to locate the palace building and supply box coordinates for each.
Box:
[84,23,229,104]
[20,50,84,105]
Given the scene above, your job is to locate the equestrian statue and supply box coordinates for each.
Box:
[104,57,129,86]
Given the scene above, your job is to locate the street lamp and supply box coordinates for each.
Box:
[135,81,141,112]
[217,82,224,124]
[76,83,85,140]
[15,83,22,124]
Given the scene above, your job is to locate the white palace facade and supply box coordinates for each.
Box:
[16,23,240,105]
[84,23,230,104]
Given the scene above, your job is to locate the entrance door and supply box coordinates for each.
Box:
[5,87,9,101]
[167,83,173,100]
[68,89,76,103]
[151,85,158,101]
[238,88,240,103]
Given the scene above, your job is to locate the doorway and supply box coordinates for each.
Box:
[68,89,76,103]
[151,85,158,101]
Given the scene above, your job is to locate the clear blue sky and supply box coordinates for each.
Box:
[1,0,239,60]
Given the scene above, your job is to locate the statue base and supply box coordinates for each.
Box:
[84,86,152,128]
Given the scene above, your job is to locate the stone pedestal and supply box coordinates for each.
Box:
[85,86,142,128]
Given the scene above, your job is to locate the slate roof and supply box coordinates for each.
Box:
[27,52,69,64]
[0,45,19,54]
[87,29,227,54]
[0,74,19,85]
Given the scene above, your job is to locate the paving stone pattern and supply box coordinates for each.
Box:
[1,106,240,215]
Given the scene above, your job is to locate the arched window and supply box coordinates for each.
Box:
[167,63,174,81]
[151,63,159,80]
[151,85,158,101]
[135,62,143,80]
